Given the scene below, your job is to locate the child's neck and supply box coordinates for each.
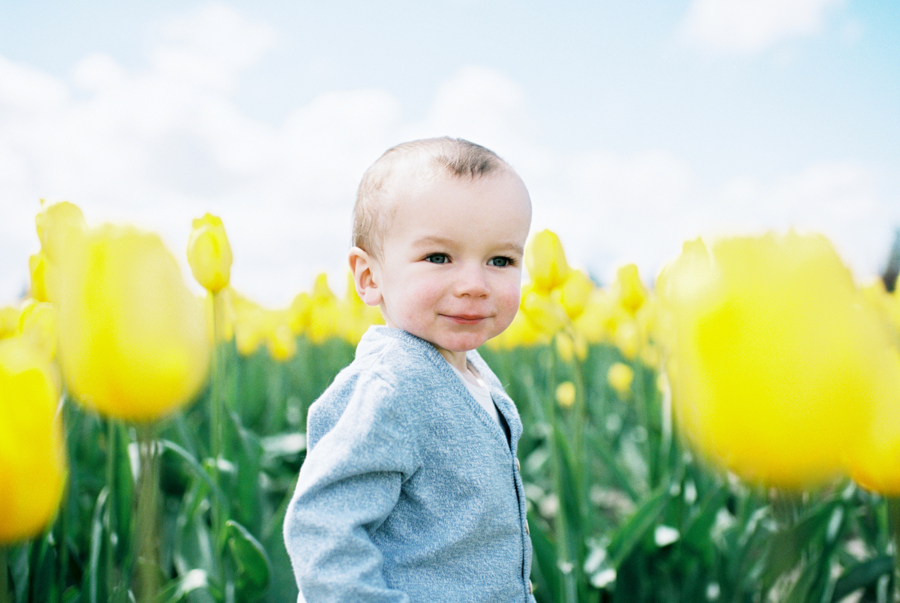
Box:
[437,348,481,386]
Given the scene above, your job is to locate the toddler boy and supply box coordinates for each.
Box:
[283,137,536,602]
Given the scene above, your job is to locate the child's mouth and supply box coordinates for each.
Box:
[444,314,486,325]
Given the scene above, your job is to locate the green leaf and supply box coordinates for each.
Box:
[757,499,841,594]
[681,484,729,561]
[526,509,560,603]
[155,569,217,603]
[225,520,271,603]
[830,555,894,603]
[607,483,671,567]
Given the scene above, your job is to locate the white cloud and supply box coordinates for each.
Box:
[679,0,845,53]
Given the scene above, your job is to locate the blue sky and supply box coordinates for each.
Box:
[1,1,898,305]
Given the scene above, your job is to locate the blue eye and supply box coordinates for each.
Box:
[425,253,449,264]
[489,256,513,267]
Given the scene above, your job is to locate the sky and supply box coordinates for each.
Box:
[1,0,899,307]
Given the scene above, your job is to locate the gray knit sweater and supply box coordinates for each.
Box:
[283,326,536,602]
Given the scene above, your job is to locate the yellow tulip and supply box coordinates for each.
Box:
[0,336,67,543]
[555,331,587,363]
[34,200,88,303]
[308,273,341,344]
[614,319,642,361]
[525,229,570,293]
[288,292,312,335]
[558,269,595,320]
[35,200,87,262]
[612,263,648,316]
[607,362,634,399]
[555,381,576,409]
[487,310,548,349]
[187,213,233,293]
[29,252,49,302]
[656,232,900,489]
[18,300,57,362]
[0,306,20,340]
[234,304,267,356]
[572,289,620,344]
[56,223,212,422]
[848,347,900,494]
[266,321,297,362]
[520,286,569,335]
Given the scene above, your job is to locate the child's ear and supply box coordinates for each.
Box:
[349,247,383,307]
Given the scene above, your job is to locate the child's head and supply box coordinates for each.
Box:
[349,137,532,364]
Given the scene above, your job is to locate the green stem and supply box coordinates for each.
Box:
[888,497,900,601]
[209,291,227,581]
[1,546,9,603]
[105,419,118,601]
[57,485,68,602]
[134,423,160,603]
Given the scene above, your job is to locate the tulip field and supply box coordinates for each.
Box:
[4,202,900,602]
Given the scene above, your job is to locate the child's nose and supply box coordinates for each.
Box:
[455,264,490,297]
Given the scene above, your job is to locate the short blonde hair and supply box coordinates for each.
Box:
[352,137,511,258]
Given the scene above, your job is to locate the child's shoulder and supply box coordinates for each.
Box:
[306,327,445,447]
[351,325,446,384]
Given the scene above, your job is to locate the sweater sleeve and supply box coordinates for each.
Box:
[283,371,421,603]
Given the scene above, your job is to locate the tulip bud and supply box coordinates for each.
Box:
[558,269,595,320]
[187,213,233,293]
[34,200,88,304]
[0,337,67,542]
[607,362,634,399]
[525,229,570,293]
[555,381,576,409]
[612,264,648,316]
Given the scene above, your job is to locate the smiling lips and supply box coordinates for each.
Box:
[443,313,489,325]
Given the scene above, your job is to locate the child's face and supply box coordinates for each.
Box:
[358,170,531,364]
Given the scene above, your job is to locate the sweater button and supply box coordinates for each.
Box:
[525,521,530,535]
[515,458,521,472]
[528,580,534,594]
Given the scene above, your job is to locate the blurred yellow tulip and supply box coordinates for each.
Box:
[555,381,576,409]
[35,200,87,262]
[56,223,212,422]
[572,289,619,344]
[29,252,49,302]
[612,263,648,316]
[656,232,900,489]
[234,303,267,356]
[0,336,67,543]
[487,310,548,349]
[525,229,570,293]
[607,362,634,398]
[18,300,57,362]
[558,269,595,320]
[308,273,340,344]
[288,292,312,335]
[521,286,569,335]
[0,306,20,340]
[187,213,233,293]
[848,347,900,494]
[34,200,88,303]
[266,321,297,362]
[613,319,642,361]
[555,332,587,363]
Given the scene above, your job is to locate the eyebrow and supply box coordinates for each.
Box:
[411,235,524,255]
